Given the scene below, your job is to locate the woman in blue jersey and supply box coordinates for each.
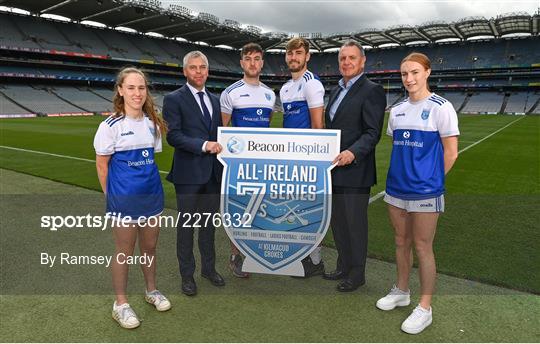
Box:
[94,67,171,329]
[376,53,459,334]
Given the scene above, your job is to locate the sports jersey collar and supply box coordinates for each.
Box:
[408,92,433,105]
[291,69,310,82]
[339,73,363,90]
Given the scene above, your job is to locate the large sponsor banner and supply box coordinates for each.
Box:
[218,127,340,276]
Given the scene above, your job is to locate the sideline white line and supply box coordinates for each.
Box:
[0,116,526,191]
[0,145,169,175]
[368,116,525,204]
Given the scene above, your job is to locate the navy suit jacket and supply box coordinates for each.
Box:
[163,85,223,185]
[325,74,386,188]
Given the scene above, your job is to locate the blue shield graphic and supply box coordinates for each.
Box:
[421,109,430,120]
[218,128,340,276]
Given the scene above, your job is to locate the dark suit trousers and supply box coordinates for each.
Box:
[174,176,220,279]
[330,186,371,283]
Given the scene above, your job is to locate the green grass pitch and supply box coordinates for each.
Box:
[0,113,539,341]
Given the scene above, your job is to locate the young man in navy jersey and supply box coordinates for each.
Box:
[220,43,276,277]
[279,37,326,277]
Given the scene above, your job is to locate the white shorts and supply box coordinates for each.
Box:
[384,194,445,213]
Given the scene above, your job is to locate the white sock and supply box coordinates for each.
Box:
[309,246,322,265]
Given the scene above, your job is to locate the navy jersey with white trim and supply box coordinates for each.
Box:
[386,93,459,200]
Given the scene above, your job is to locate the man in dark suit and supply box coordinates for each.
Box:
[163,51,225,296]
[323,41,386,292]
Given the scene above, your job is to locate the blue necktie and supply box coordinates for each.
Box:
[197,91,212,130]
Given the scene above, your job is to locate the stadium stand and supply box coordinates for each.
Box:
[461,92,506,114]
[0,4,538,116]
[526,92,540,114]
[438,92,468,111]
[0,84,86,114]
[504,92,536,114]
[51,86,112,113]
[0,89,33,114]
[385,92,406,109]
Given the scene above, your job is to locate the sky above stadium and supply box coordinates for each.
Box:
[161,0,539,34]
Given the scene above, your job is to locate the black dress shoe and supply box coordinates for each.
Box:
[323,270,348,280]
[201,271,225,287]
[336,278,365,292]
[181,277,197,296]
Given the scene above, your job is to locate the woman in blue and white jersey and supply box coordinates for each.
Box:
[376,53,459,335]
[93,67,171,329]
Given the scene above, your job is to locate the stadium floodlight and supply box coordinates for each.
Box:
[198,12,219,25]
[456,16,487,24]
[167,4,192,18]
[387,24,413,31]
[497,12,530,19]
[420,20,447,27]
[121,0,161,11]
[244,25,261,35]
[223,19,240,30]
[263,31,288,39]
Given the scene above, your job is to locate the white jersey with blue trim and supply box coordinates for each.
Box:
[279,70,325,128]
[220,80,276,127]
[93,114,163,218]
[386,93,460,200]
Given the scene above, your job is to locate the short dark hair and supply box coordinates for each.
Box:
[286,37,310,54]
[340,40,365,56]
[241,43,264,58]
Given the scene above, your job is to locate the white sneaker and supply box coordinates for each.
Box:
[401,305,433,334]
[376,284,411,311]
[112,302,140,329]
[145,290,172,311]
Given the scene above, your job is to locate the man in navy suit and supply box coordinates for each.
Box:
[163,51,225,296]
[324,41,386,292]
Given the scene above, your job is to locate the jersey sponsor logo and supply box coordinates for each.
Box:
[218,127,340,276]
[287,104,292,110]
[403,131,410,139]
[126,149,154,167]
[421,109,430,120]
[120,131,135,136]
[256,108,263,116]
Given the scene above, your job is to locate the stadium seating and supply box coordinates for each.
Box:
[461,92,505,114]
[2,13,539,73]
[0,84,86,114]
[0,12,538,116]
[0,89,33,114]
[437,91,468,111]
[51,86,112,112]
[504,92,536,114]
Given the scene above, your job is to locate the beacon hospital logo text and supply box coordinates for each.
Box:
[227,136,329,156]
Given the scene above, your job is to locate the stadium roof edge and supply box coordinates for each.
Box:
[0,1,537,51]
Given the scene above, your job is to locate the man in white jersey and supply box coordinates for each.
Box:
[221,43,276,277]
[280,37,326,277]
